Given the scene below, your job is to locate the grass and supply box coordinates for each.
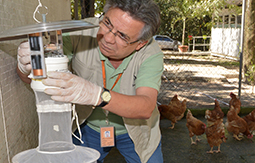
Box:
[188,106,255,117]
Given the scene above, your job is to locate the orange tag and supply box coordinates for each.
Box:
[100,126,115,147]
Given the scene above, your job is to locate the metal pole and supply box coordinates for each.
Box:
[238,0,246,98]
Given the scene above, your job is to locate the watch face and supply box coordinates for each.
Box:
[102,91,111,102]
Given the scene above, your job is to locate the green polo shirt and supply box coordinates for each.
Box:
[63,33,163,136]
[86,50,133,135]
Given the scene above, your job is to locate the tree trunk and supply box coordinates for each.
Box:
[182,18,186,45]
[74,0,79,20]
[80,0,95,19]
[243,0,255,82]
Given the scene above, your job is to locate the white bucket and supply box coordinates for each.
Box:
[45,56,69,71]
[30,56,69,92]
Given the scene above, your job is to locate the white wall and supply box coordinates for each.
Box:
[210,9,242,60]
[210,27,241,59]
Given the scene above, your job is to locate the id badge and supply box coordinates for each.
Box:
[100,126,115,147]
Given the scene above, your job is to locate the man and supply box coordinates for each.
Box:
[17,0,164,162]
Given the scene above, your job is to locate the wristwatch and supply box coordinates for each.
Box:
[97,88,111,107]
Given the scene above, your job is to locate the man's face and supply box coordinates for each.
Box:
[97,8,146,60]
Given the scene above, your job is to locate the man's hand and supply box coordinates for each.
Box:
[17,41,31,75]
[42,71,102,106]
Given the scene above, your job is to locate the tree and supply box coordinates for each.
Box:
[243,0,255,84]
[71,0,82,19]
[71,0,104,19]
[171,0,195,45]
[94,0,105,16]
[173,0,225,45]
[80,0,95,18]
[156,0,225,45]
[155,0,178,38]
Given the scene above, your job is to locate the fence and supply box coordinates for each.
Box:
[188,36,211,52]
[157,0,255,110]
[157,51,255,110]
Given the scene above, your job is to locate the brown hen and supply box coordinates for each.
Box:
[205,99,224,126]
[205,119,226,153]
[242,109,255,135]
[158,95,187,129]
[225,106,253,140]
[186,109,206,144]
[229,92,241,114]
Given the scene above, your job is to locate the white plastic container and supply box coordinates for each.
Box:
[30,55,69,92]
[12,56,100,163]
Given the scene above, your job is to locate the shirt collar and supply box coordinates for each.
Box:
[99,48,135,72]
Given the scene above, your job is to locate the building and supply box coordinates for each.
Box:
[210,0,243,60]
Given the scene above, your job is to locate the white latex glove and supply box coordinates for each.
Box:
[42,71,102,106]
[17,41,31,75]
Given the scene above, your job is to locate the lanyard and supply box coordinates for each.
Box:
[101,60,122,125]
[101,60,122,90]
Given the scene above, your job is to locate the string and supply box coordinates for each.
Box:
[33,0,48,23]
[0,83,11,163]
[71,104,84,144]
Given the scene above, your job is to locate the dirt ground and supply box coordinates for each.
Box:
[103,52,255,163]
[157,52,255,110]
[105,117,255,163]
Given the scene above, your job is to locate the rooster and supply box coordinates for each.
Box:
[225,106,253,140]
[229,92,241,114]
[158,95,187,129]
[186,109,206,144]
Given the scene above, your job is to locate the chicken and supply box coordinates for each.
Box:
[242,109,255,135]
[158,95,187,129]
[186,109,206,144]
[205,119,226,153]
[229,92,241,114]
[225,106,253,140]
[158,104,175,121]
[205,99,224,126]
[169,95,187,120]
[168,94,181,106]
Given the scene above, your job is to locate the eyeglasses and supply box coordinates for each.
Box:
[99,17,140,47]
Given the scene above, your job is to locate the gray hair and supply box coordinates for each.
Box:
[103,0,161,41]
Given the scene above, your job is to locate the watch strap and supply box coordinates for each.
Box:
[97,101,108,107]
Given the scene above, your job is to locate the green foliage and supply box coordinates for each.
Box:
[70,0,105,19]
[245,61,255,85]
[70,0,82,19]
[155,0,226,45]
[155,0,177,38]
[70,0,237,45]
[94,0,105,16]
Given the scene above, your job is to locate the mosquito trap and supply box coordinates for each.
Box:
[0,1,100,163]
